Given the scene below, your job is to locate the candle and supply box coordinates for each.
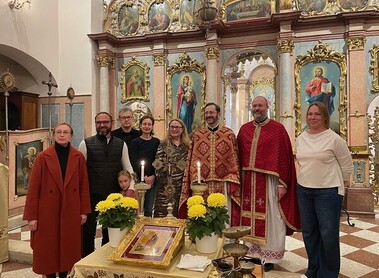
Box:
[141,160,145,182]
[197,161,201,184]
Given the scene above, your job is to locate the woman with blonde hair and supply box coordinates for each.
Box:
[296,102,353,277]
[154,118,190,217]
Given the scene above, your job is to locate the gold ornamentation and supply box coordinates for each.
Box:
[153,54,166,66]
[120,56,150,102]
[0,228,8,239]
[277,39,295,54]
[206,46,220,60]
[368,108,379,205]
[347,37,366,51]
[0,136,5,153]
[369,44,379,93]
[107,217,186,268]
[279,111,294,119]
[96,55,115,69]
[294,41,347,139]
[166,52,206,129]
[0,70,15,91]
[349,110,366,118]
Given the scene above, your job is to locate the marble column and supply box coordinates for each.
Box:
[345,36,374,216]
[153,53,167,138]
[96,54,114,113]
[277,39,295,136]
[0,163,9,263]
[205,44,220,104]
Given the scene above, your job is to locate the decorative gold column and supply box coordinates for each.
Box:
[205,40,220,104]
[277,38,295,137]
[153,53,167,138]
[96,52,114,113]
[345,36,374,216]
[0,163,9,263]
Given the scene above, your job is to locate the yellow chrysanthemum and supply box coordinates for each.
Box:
[207,193,227,207]
[188,204,206,219]
[119,197,139,209]
[106,193,123,202]
[187,195,205,208]
[95,200,116,213]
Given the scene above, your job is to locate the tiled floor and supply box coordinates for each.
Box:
[1,212,379,278]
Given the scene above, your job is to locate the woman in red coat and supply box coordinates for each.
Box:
[23,123,91,278]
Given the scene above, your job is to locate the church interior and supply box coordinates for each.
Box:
[1,0,379,277]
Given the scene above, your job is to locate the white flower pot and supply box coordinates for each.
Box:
[195,232,218,253]
[108,227,128,248]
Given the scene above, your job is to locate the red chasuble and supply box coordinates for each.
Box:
[178,127,240,223]
[237,120,300,244]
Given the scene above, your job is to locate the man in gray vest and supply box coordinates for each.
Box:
[79,112,134,257]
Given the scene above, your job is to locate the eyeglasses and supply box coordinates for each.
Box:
[55,130,71,135]
[119,116,133,120]
[169,126,183,129]
[95,121,111,125]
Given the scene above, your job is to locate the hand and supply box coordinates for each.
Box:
[276,186,287,201]
[28,220,37,231]
[144,175,155,185]
[80,215,87,225]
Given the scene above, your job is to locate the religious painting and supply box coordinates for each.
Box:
[369,44,379,93]
[295,0,327,14]
[180,0,195,28]
[120,56,150,102]
[122,101,152,130]
[222,0,272,22]
[148,1,172,32]
[107,217,186,269]
[166,53,206,134]
[338,0,368,11]
[15,140,43,196]
[294,41,347,138]
[118,5,139,36]
[249,77,276,119]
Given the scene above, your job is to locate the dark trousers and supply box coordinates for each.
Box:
[82,197,109,257]
[46,271,68,278]
[144,184,157,217]
[297,185,343,278]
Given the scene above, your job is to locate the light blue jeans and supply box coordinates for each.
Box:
[297,184,343,278]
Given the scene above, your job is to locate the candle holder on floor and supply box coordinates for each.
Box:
[135,182,151,217]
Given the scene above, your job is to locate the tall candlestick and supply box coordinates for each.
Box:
[197,161,201,183]
[141,160,145,182]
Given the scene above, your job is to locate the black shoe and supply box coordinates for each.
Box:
[264,263,274,272]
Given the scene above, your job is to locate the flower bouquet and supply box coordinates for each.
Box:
[186,193,229,240]
[95,193,139,231]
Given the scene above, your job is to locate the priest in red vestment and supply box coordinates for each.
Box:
[237,96,300,271]
[178,103,240,225]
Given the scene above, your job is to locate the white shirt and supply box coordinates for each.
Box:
[296,129,353,195]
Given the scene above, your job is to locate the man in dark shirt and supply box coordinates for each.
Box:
[111,107,140,148]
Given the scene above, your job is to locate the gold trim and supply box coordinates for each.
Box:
[349,111,366,118]
[96,55,115,69]
[120,56,150,102]
[277,39,294,54]
[368,108,379,205]
[294,41,347,139]
[153,54,166,66]
[347,37,366,51]
[107,217,186,269]
[369,44,379,93]
[166,52,206,129]
[349,145,369,156]
[206,46,220,60]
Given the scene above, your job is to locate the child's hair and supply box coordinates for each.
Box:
[117,170,136,182]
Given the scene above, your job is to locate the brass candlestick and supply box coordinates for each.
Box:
[134,182,151,217]
[190,181,208,196]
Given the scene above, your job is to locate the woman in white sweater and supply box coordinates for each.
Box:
[296,102,353,278]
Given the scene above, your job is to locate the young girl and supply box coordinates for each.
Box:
[117,170,136,198]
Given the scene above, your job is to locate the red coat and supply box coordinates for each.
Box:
[23,145,91,274]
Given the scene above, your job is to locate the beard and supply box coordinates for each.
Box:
[253,111,267,121]
[97,126,111,136]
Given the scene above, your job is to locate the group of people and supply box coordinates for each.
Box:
[23,97,353,278]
